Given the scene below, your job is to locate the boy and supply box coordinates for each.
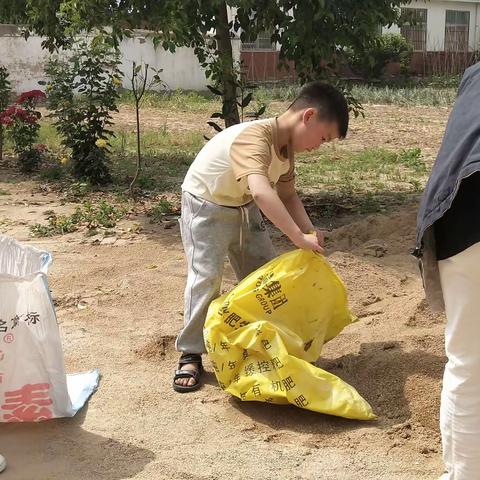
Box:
[416,62,480,479]
[173,81,349,392]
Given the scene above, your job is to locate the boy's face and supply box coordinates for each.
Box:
[292,108,340,153]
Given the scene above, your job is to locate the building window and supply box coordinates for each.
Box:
[445,10,470,52]
[400,8,427,52]
[241,31,275,51]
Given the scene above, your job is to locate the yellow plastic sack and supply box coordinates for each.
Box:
[204,249,375,420]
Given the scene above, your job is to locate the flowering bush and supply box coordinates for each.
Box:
[1,105,39,126]
[0,89,46,172]
[15,90,46,104]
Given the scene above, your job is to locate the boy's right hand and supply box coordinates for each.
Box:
[292,232,324,253]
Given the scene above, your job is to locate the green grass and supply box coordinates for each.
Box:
[40,164,65,181]
[421,74,461,89]
[118,81,459,109]
[35,121,205,155]
[30,200,128,237]
[118,89,219,112]
[111,128,204,157]
[149,198,176,222]
[111,150,194,192]
[1,122,63,152]
[1,122,61,153]
[46,144,426,216]
[254,79,458,107]
[38,123,63,151]
[30,215,77,237]
[109,126,202,191]
[29,121,202,193]
[295,146,427,214]
[0,188,10,195]
[297,146,427,192]
[17,118,429,216]
[349,84,456,107]
[6,86,437,217]
[62,182,92,199]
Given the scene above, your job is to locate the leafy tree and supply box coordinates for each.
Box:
[2,1,410,125]
[128,61,166,196]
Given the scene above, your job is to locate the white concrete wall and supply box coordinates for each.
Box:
[120,34,241,91]
[0,29,50,93]
[383,1,480,51]
[0,26,241,93]
[119,35,208,91]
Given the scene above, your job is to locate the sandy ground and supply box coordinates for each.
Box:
[0,104,450,480]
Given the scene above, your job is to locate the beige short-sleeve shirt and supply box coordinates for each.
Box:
[182,118,294,207]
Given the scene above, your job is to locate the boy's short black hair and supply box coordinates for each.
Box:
[289,81,349,138]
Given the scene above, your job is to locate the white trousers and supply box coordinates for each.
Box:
[438,242,480,479]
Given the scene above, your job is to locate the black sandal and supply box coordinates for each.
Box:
[173,353,203,393]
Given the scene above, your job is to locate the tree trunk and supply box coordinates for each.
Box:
[0,125,3,163]
[129,98,142,198]
[129,62,149,198]
[215,2,240,127]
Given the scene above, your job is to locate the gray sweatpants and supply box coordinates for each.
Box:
[176,191,276,354]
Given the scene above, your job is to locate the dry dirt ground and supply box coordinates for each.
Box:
[0,105,450,480]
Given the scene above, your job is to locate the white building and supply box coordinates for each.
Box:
[385,0,480,52]
[240,1,480,81]
[383,1,480,73]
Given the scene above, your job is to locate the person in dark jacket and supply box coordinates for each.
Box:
[416,62,480,480]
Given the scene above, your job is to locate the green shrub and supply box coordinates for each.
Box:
[347,33,413,79]
[30,200,128,237]
[45,39,122,184]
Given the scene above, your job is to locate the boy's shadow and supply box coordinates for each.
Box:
[227,341,445,435]
[0,403,155,480]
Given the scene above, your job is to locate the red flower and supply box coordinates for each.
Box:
[15,90,46,104]
[0,106,16,118]
[34,144,48,151]
[0,116,13,126]
[12,107,27,120]
[0,104,40,125]
[25,114,39,125]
